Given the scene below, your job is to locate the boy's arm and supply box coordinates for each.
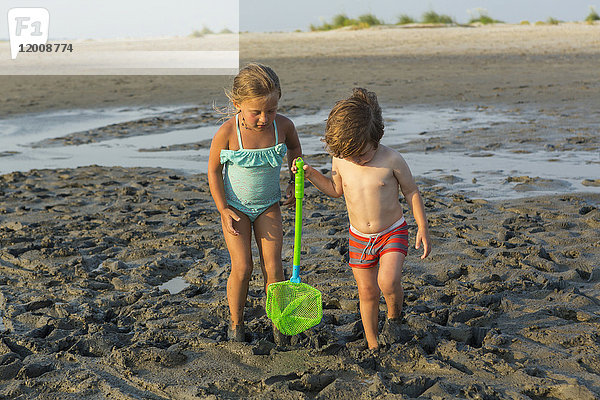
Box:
[403,189,431,259]
[393,155,431,259]
[292,157,343,198]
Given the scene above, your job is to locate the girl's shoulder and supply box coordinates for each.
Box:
[220,115,237,130]
[211,116,238,151]
[215,116,237,138]
[275,113,295,129]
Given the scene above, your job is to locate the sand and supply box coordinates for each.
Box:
[1,24,600,399]
[2,23,600,115]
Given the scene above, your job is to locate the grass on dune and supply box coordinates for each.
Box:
[310,13,383,31]
[547,17,561,25]
[421,11,454,24]
[311,10,457,30]
[189,26,234,37]
[396,14,416,25]
[468,10,503,25]
[357,14,384,26]
[190,26,213,37]
[309,7,598,32]
[535,17,561,25]
[585,7,600,23]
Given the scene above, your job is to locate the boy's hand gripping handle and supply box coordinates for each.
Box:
[291,158,304,283]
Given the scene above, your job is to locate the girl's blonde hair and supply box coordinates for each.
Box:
[225,63,281,106]
[324,88,384,158]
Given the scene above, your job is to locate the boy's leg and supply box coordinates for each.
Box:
[253,203,285,291]
[377,252,406,320]
[221,210,253,330]
[351,266,381,349]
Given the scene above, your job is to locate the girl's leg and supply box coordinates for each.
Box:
[377,252,406,320]
[221,210,253,329]
[254,203,289,345]
[253,203,285,291]
[351,266,381,349]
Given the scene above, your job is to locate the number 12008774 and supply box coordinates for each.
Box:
[19,43,73,53]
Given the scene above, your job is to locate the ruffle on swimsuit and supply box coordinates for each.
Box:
[220,143,287,168]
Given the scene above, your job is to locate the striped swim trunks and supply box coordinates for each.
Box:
[349,217,409,269]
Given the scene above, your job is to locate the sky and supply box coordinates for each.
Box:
[1,0,239,40]
[1,0,598,40]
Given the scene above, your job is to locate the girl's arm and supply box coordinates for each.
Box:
[208,124,241,235]
[292,157,344,198]
[282,117,302,206]
[393,154,431,259]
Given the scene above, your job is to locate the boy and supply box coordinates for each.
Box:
[293,88,431,349]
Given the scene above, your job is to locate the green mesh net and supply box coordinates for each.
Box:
[266,281,322,336]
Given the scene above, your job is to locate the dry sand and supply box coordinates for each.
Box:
[2,24,599,115]
[1,24,600,399]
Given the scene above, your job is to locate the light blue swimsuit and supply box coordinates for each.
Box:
[220,114,287,222]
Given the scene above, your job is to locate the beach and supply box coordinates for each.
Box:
[1,24,600,399]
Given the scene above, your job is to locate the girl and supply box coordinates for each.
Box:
[208,63,302,342]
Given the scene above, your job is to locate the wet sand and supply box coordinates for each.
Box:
[1,166,599,399]
[1,24,600,399]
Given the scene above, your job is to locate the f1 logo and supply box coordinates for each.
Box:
[7,8,50,59]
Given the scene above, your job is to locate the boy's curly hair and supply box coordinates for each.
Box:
[324,88,384,158]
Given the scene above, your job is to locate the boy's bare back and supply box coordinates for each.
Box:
[333,144,419,234]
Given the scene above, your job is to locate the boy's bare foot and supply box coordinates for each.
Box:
[228,323,245,342]
[379,317,412,346]
[346,339,368,352]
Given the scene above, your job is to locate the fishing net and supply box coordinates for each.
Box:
[265,157,322,336]
[266,281,322,336]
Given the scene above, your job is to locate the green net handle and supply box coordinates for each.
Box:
[291,158,304,283]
